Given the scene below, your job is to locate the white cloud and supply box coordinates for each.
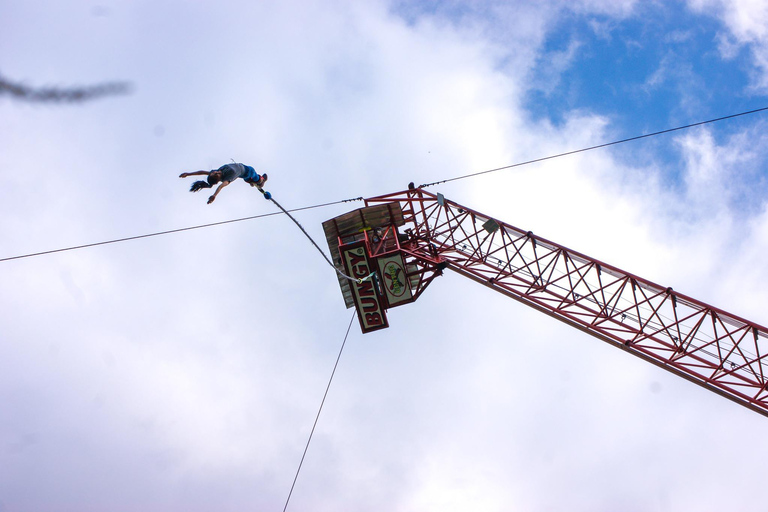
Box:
[3,1,768,511]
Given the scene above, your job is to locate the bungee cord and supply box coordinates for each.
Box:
[259,189,374,284]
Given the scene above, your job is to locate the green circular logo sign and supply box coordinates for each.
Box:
[383,260,406,297]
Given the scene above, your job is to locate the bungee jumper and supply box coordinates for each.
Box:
[179,161,366,286]
[180,163,268,204]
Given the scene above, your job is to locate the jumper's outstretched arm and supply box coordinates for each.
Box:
[207,181,231,204]
[179,171,210,178]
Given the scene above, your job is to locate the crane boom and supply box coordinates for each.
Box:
[349,187,768,417]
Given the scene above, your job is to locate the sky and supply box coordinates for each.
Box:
[3,0,768,511]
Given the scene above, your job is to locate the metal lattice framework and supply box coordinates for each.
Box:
[366,188,768,417]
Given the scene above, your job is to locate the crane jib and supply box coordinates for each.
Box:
[322,187,768,418]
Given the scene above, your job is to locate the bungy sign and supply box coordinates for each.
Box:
[377,253,413,308]
[340,241,389,333]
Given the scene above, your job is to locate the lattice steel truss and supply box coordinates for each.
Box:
[366,188,768,417]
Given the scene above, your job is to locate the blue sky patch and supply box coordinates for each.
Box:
[521,3,768,197]
[525,4,759,131]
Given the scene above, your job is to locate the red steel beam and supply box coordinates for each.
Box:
[365,188,768,417]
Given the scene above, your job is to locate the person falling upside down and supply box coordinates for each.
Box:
[180,163,268,204]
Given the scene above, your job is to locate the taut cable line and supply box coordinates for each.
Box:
[282,311,356,512]
[6,107,768,263]
[420,106,768,187]
[0,197,362,263]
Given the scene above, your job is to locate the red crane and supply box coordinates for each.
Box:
[323,186,768,417]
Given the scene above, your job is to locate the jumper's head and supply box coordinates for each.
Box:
[208,170,223,185]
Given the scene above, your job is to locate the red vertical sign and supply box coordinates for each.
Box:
[340,241,389,333]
